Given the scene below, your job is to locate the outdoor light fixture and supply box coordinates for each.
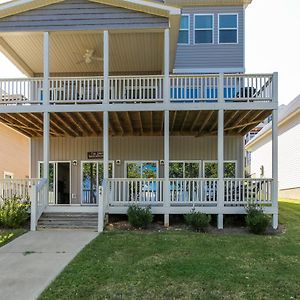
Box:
[72,160,78,166]
[116,160,121,165]
[160,160,164,165]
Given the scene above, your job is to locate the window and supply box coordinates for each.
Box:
[178,15,190,44]
[218,14,238,44]
[4,171,14,179]
[203,161,237,178]
[194,14,213,44]
[169,161,201,178]
[125,161,158,179]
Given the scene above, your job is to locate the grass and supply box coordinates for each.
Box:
[0,228,26,247]
[39,201,300,300]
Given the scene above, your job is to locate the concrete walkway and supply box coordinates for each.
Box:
[0,230,98,300]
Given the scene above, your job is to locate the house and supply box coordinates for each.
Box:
[246,95,300,200]
[0,122,29,179]
[0,0,279,231]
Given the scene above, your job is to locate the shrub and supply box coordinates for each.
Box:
[184,212,211,232]
[246,205,270,234]
[0,196,30,228]
[127,205,153,229]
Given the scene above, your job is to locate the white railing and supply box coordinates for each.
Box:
[0,78,43,104]
[109,75,164,103]
[108,178,164,205]
[224,178,273,205]
[170,75,219,102]
[223,74,273,102]
[0,74,275,105]
[0,178,40,201]
[30,178,48,231]
[169,178,218,205]
[49,76,104,104]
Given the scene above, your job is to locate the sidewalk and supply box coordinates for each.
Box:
[0,230,98,300]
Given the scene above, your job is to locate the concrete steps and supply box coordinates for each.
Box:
[38,212,98,230]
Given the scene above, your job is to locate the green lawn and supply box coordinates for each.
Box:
[0,228,26,247]
[40,201,300,300]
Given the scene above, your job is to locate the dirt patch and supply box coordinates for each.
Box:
[105,221,285,235]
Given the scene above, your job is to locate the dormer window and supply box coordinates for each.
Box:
[194,14,213,44]
[178,15,190,45]
[218,14,238,44]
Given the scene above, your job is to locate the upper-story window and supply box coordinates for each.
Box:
[194,14,213,44]
[218,14,238,44]
[178,15,190,44]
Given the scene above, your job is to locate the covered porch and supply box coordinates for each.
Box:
[0,107,278,230]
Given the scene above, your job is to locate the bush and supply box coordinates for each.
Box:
[0,196,30,228]
[246,205,270,234]
[127,205,153,229]
[184,212,211,232]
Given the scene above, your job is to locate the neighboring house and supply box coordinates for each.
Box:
[0,0,279,231]
[0,122,29,179]
[246,95,300,200]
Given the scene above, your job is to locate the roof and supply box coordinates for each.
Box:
[245,95,300,150]
[0,0,181,19]
[165,0,252,7]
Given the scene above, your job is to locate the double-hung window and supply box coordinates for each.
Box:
[218,14,238,44]
[194,14,213,44]
[178,15,190,44]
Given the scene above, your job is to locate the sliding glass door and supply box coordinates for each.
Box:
[81,161,113,205]
[38,161,71,205]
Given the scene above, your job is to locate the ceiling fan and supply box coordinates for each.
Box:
[76,49,103,64]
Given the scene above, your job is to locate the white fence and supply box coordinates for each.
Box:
[0,73,274,105]
[105,178,273,208]
[108,178,164,205]
[30,178,48,231]
[169,178,218,205]
[0,179,40,201]
[224,178,273,205]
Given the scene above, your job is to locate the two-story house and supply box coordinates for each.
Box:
[0,0,278,231]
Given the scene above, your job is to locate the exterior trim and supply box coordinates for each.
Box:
[0,0,181,19]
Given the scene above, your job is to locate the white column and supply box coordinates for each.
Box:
[164,28,170,103]
[43,32,50,205]
[163,110,170,226]
[217,73,224,229]
[272,72,279,229]
[103,30,109,104]
[43,32,50,105]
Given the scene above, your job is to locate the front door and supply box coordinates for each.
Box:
[39,161,71,205]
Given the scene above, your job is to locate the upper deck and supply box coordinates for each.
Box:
[0,73,276,112]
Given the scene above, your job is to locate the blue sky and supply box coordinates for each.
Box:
[0,0,299,105]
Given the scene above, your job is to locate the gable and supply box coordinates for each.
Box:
[0,0,169,32]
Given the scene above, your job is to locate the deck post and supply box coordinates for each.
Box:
[43,32,50,205]
[217,73,224,229]
[103,30,109,104]
[272,72,279,229]
[164,110,170,226]
[164,28,170,103]
[102,110,109,228]
[30,184,37,231]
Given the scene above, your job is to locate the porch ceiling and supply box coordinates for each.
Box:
[0,110,272,138]
[0,31,164,75]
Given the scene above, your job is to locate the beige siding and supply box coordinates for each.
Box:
[31,135,244,204]
[0,123,29,179]
[249,112,300,191]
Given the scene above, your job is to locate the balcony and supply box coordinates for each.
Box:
[0,73,275,106]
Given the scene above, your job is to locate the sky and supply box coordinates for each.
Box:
[0,0,299,105]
